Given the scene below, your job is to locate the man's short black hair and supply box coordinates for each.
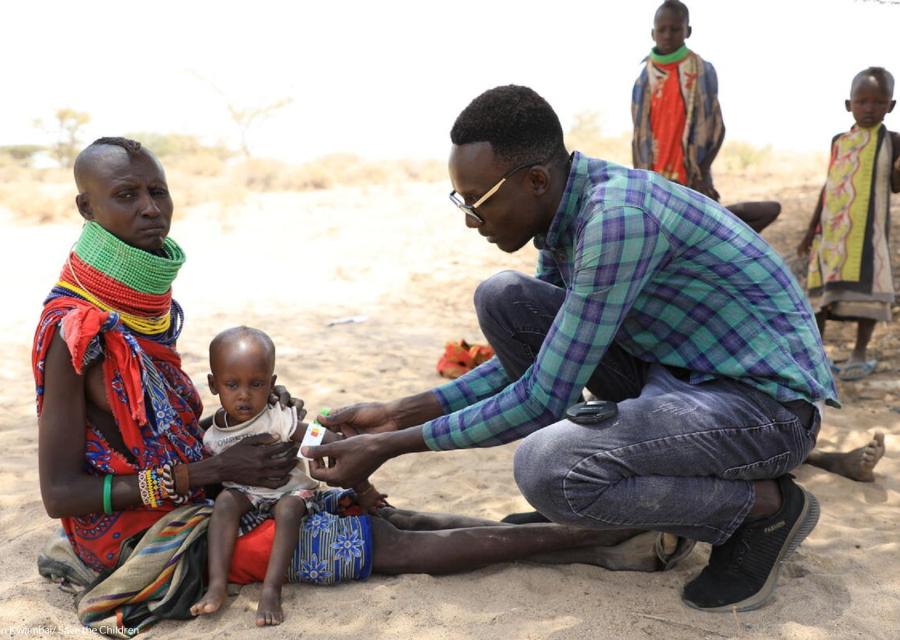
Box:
[450,85,566,166]
[656,0,690,24]
[852,67,895,98]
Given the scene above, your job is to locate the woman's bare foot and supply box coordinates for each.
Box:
[256,585,284,626]
[806,432,886,482]
[191,584,227,616]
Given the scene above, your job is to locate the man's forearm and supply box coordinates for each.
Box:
[374,425,430,460]
[387,391,444,429]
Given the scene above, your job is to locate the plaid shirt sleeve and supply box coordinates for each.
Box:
[432,357,511,414]
[422,205,672,450]
[535,248,564,286]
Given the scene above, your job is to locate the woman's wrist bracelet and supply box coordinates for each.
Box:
[102,474,113,515]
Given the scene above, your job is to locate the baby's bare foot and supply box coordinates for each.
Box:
[191,585,226,616]
[256,586,284,626]
[807,431,886,482]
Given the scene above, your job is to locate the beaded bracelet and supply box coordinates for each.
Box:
[147,469,160,508]
[102,474,113,515]
[159,463,190,505]
[138,465,192,507]
[137,469,152,506]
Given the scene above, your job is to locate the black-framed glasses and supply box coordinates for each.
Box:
[448,158,548,226]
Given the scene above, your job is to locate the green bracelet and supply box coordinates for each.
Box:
[102,474,113,515]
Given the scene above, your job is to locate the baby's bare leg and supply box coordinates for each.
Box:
[256,495,307,627]
[191,489,252,616]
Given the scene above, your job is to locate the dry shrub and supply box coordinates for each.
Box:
[229,154,445,193]
[1,144,445,226]
[0,165,74,223]
[719,141,773,172]
[166,151,227,177]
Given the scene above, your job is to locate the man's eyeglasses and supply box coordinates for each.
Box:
[448,158,548,226]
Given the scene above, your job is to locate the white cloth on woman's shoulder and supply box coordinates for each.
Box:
[203,405,318,503]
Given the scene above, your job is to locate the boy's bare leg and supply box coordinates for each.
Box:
[370,517,641,575]
[191,489,253,616]
[848,319,876,365]
[806,431,886,482]
[724,201,782,234]
[257,495,307,627]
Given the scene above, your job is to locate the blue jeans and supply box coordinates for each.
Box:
[475,271,819,545]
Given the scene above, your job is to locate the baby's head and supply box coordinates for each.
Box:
[846,67,895,129]
[652,0,691,56]
[208,326,276,424]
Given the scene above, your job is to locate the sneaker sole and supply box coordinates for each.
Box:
[684,488,820,613]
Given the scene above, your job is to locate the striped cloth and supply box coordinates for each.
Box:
[423,152,838,450]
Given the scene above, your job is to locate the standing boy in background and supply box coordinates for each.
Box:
[794,67,897,483]
[799,67,900,383]
[632,0,780,233]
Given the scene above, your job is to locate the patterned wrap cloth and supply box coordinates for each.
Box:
[807,124,897,321]
[632,46,725,198]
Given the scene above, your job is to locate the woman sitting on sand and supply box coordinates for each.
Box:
[35,137,688,634]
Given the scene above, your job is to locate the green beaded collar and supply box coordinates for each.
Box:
[74,221,185,295]
[650,45,690,64]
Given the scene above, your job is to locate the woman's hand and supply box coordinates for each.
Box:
[215,433,299,489]
[317,402,398,438]
[269,385,307,421]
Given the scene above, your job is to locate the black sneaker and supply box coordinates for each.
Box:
[682,475,820,612]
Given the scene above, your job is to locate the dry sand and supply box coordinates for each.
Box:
[1,174,898,639]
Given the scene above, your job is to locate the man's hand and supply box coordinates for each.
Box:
[318,402,398,438]
[305,435,387,488]
[216,433,299,489]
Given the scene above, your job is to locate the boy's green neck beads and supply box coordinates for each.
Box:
[651,45,690,64]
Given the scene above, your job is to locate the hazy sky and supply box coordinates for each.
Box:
[4,0,898,162]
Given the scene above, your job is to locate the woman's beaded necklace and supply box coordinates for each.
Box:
[53,222,185,339]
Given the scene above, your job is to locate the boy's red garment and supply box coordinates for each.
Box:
[649,59,688,184]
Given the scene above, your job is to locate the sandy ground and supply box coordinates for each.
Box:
[1,174,898,640]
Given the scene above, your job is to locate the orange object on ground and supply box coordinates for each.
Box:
[437,340,495,379]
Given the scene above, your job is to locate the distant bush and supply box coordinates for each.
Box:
[124,132,232,161]
[0,145,45,167]
[719,141,773,172]
[564,112,632,166]
[231,154,445,192]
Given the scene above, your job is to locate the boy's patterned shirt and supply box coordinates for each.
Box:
[423,152,838,451]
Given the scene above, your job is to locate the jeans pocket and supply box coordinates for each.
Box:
[722,450,794,481]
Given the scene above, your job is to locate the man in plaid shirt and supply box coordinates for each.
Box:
[307,85,838,612]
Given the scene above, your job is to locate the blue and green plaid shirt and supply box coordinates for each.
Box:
[422,152,838,450]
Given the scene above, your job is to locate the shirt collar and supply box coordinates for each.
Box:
[534,151,588,252]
